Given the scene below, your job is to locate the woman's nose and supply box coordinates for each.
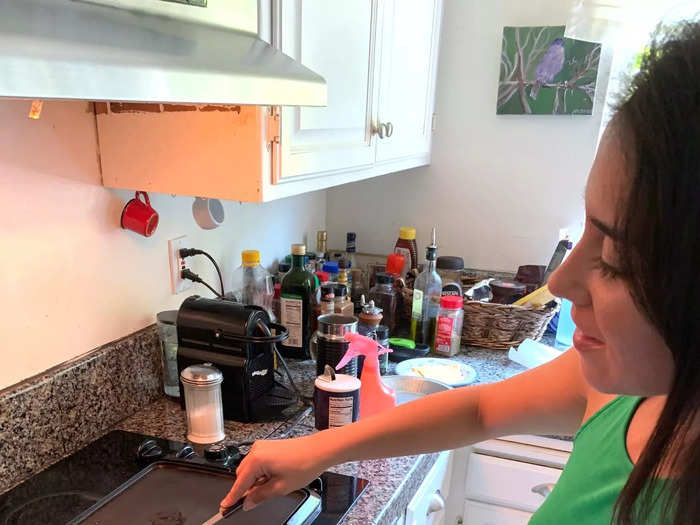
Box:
[547,242,590,306]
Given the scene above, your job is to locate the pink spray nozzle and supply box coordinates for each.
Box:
[335,333,392,371]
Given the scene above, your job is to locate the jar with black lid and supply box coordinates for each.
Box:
[436,256,464,298]
[368,272,398,332]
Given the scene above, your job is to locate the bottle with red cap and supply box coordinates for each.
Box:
[433,295,464,356]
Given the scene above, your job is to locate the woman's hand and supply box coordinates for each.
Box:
[220,434,328,512]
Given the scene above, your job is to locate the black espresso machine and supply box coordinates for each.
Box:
[176,296,295,422]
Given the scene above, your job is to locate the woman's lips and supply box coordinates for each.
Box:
[573,328,606,352]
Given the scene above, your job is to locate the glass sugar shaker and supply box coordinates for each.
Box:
[180,364,225,444]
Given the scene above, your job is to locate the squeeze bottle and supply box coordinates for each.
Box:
[335,333,396,419]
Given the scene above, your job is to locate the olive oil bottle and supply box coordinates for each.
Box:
[410,229,442,348]
[279,244,318,358]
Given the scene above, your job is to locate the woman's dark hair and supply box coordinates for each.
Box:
[612,20,700,525]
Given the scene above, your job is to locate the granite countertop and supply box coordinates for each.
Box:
[118,343,566,525]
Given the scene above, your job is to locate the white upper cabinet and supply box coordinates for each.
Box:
[375,0,441,165]
[275,0,379,181]
[271,0,443,194]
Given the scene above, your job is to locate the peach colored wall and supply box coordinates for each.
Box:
[0,100,326,390]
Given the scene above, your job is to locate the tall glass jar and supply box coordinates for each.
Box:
[156,310,179,398]
[436,256,464,298]
[368,273,398,332]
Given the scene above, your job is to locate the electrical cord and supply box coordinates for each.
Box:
[180,268,223,299]
[179,248,225,296]
[255,321,308,402]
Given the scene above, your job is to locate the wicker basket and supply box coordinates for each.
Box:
[401,288,558,350]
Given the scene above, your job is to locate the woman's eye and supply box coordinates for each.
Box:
[595,257,624,279]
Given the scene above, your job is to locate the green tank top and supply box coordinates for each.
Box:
[529,396,667,525]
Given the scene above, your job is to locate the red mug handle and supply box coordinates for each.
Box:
[135,191,151,208]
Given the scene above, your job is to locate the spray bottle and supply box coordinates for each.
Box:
[335,333,396,419]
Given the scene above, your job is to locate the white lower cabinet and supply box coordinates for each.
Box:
[464,454,562,513]
[445,438,569,525]
[405,450,453,525]
[462,499,532,525]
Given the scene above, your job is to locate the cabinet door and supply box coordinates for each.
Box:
[274,0,379,182]
[464,453,561,513]
[405,451,452,525]
[375,0,442,165]
[463,500,532,525]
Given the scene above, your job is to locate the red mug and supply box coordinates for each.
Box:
[121,191,159,237]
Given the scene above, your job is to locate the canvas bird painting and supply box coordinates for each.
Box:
[497,26,601,115]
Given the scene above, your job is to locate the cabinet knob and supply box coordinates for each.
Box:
[385,121,394,137]
[373,122,387,139]
[531,483,556,499]
[426,489,445,515]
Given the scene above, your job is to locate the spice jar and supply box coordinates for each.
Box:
[312,283,336,334]
[350,268,367,312]
[338,268,349,290]
[276,262,291,285]
[434,296,464,357]
[333,284,355,317]
[394,227,418,278]
[180,364,225,444]
[322,261,339,282]
[436,256,464,298]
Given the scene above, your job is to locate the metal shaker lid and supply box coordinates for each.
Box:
[180,363,223,386]
[317,314,357,341]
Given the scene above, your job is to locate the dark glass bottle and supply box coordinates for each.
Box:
[411,243,442,348]
[279,244,318,359]
[368,273,398,333]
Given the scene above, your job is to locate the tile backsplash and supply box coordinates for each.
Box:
[0,326,162,493]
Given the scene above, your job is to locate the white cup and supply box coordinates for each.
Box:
[192,197,225,230]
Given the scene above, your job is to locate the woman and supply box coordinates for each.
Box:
[222,23,700,524]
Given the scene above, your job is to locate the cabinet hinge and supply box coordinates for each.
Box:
[267,106,280,150]
[431,112,437,132]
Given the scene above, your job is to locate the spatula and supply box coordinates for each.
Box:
[201,497,244,525]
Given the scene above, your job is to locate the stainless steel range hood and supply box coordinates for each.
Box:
[0,0,327,106]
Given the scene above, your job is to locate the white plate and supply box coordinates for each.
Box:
[394,357,477,387]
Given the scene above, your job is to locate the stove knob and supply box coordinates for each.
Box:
[204,443,230,462]
[223,443,243,466]
[136,439,165,464]
[176,444,196,459]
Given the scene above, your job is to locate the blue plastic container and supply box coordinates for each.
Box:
[555,299,576,349]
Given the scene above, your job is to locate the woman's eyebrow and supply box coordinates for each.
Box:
[589,216,621,240]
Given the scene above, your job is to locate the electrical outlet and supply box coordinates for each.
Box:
[168,236,192,294]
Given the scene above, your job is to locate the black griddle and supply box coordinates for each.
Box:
[0,429,367,525]
[68,460,321,525]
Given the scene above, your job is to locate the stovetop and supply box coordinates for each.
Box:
[0,430,368,525]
